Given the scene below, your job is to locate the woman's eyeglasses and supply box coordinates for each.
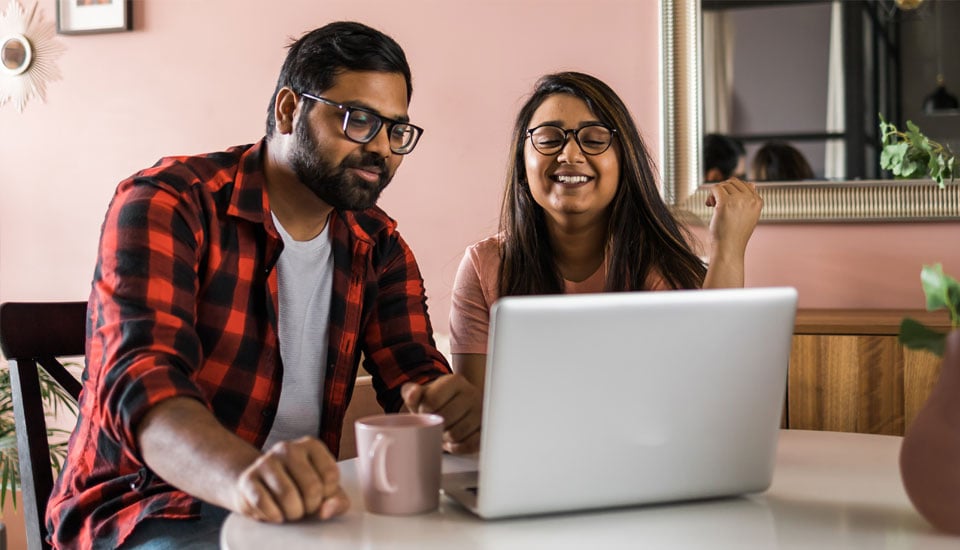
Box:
[526,123,617,156]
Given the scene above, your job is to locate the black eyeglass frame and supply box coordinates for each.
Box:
[525,123,619,156]
[298,91,425,155]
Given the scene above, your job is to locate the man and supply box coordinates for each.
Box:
[703,133,746,182]
[46,21,480,549]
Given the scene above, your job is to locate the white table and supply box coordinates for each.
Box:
[221,430,959,549]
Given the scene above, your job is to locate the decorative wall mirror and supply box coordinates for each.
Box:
[0,0,63,112]
[1,33,31,75]
[660,0,960,222]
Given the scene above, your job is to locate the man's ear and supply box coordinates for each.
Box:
[274,88,298,135]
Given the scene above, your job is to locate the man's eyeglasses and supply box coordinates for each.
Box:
[298,92,424,155]
[526,123,617,156]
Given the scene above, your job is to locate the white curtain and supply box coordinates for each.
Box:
[702,10,733,134]
[825,0,846,179]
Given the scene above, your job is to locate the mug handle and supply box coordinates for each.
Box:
[370,433,398,494]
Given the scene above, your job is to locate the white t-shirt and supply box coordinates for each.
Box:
[262,213,334,450]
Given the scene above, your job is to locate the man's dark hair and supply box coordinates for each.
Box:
[703,133,745,180]
[265,21,412,138]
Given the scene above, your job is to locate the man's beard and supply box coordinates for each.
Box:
[290,119,392,211]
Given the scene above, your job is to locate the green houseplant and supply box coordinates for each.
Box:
[899,264,960,356]
[898,264,960,534]
[876,115,960,533]
[879,114,958,188]
[0,366,77,509]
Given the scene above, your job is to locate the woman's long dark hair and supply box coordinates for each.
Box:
[752,141,814,181]
[498,72,706,296]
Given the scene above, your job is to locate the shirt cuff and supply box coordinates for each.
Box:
[109,364,208,462]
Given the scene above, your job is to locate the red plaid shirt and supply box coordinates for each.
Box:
[46,140,450,549]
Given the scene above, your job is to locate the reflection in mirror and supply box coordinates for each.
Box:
[699,0,960,185]
[1,34,33,75]
[701,0,898,182]
[660,0,960,222]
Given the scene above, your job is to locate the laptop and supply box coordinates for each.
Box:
[442,286,798,519]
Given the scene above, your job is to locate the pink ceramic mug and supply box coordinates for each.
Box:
[355,413,444,515]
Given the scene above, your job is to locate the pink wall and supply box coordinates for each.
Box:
[0,0,658,332]
[1,0,958,340]
[690,223,960,309]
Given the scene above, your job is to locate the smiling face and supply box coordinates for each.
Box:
[524,93,621,227]
[290,70,409,210]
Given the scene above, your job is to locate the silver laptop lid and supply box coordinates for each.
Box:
[474,287,798,518]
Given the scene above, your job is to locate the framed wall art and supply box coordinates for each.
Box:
[57,0,131,35]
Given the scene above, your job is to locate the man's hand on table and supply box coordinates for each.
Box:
[234,436,350,523]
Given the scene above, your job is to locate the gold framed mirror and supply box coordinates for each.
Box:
[660,0,960,223]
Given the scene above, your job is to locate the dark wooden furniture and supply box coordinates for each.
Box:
[788,309,950,436]
[0,302,85,550]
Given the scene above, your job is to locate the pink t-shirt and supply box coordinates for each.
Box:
[449,235,668,354]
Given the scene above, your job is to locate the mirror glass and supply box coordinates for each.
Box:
[1,35,32,76]
[699,0,960,186]
[701,0,898,183]
[660,0,960,222]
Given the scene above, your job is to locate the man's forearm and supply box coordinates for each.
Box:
[136,397,261,512]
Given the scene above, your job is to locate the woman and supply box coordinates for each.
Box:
[449,72,762,391]
[752,141,815,181]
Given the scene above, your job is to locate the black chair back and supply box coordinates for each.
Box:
[0,302,85,550]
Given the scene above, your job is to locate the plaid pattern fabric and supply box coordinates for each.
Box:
[46,140,450,549]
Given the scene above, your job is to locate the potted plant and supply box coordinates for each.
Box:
[898,265,960,534]
[881,114,960,533]
[0,366,76,508]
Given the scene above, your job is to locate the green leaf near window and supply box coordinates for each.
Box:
[879,114,957,188]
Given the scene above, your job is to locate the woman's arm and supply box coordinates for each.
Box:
[452,353,487,393]
[701,178,763,289]
[449,241,497,391]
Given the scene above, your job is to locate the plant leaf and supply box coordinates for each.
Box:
[923,264,954,309]
[0,460,9,510]
[919,264,960,328]
[899,158,921,178]
[946,156,958,184]
[899,318,947,357]
[881,143,908,172]
[0,363,80,510]
[906,120,926,146]
[877,116,959,186]
[879,113,895,144]
[929,153,947,188]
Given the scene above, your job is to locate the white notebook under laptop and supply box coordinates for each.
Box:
[443,287,798,519]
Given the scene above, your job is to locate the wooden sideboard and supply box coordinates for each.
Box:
[787,309,952,436]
